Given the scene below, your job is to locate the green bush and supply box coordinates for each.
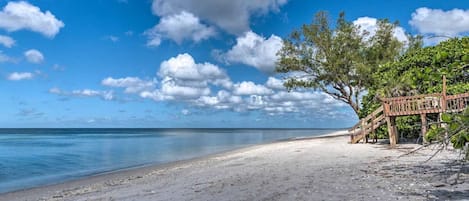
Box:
[426,109,469,159]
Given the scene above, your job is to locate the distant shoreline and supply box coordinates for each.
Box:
[0,127,349,134]
[0,127,349,129]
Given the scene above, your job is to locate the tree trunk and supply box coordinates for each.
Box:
[350,101,361,117]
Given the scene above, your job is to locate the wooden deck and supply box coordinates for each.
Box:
[350,76,469,147]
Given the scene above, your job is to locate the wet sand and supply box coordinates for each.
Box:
[1,131,468,201]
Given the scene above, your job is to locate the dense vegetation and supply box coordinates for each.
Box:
[362,37,469,139]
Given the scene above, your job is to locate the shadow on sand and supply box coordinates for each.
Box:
[382,151,468,200]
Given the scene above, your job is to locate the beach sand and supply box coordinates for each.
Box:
[1,131,468,201]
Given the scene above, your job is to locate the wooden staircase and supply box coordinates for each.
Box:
[349,106,386,144]
[349,76,469,146]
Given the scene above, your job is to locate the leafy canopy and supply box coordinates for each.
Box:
[370,37,469,98]
[276,11,406,115]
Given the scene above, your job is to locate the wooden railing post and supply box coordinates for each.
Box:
[383,101,390,117]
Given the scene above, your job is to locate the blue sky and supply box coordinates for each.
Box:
[0,0,468,128]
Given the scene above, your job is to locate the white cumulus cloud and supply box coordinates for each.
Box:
[58,52,351,119]
[49,88,114,101]
[72,89,101,96]
[265,77,285,90]
[24,49,44,64]
[159,53,232,88]
[159,53,226,81]
[221,31,283,73]
[151,0,287,35]
[138,53,232,101]
[233,81,272,95]
[0,51,14,63]
[160,79,211,99]
[353,17,408,43]
[0,1,64,38]
[139,90,164,101]
[101,77,156,93]
[145,11,216,46]
[0,35,15,47]
[72,89,114,101]
[409,7,469,37]
[7,72,33,80]
[194,90,242,109]
[157,53,231,99]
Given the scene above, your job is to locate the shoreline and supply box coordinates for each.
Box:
[2,130,467,201]
[0,130,348,197]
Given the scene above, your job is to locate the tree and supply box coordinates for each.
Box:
[276,11,405,116]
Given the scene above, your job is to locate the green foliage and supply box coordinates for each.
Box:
[361,37,469,140]
[359,89,381,118]
[425,125,445,142]
[276,11,405,115]
[442,113,452,122]
[370,37,469,98]
[396,116,422,139]
[427,108,469,159]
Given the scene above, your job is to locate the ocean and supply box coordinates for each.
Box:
[0,128,340,193]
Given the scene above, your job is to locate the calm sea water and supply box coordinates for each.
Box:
[0,128,339,193]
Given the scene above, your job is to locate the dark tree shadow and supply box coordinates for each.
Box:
[426,189,469,201]
[377,159,469,200]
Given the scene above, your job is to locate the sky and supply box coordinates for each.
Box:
[0,0,468,128]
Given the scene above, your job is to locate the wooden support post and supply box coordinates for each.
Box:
[442,75,447,111]
[386,116,397,148]
[421,113,427,143]
[393,117,399,144]
[370,115,374,143]
[365,122,369,143]
[362,120,366,143]
[374,130,378,143]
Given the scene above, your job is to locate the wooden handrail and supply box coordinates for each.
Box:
[381,93,442,102]
[446,93,469,112]
[447,92,469,99]
[349,105,386,144]
[348,106,383,132]
[381,92,469,117]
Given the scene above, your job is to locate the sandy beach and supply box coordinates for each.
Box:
[1,131,468,201]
